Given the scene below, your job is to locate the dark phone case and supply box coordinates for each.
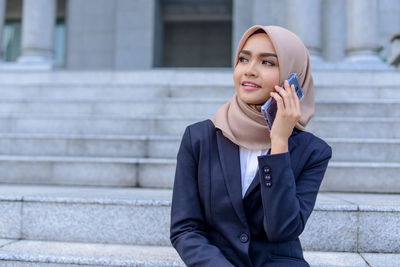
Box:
[261,73,304,131]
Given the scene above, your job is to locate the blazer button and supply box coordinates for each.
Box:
[265,181,272,187]
[240,233,249,243]
[264,174,271,180]
[263,166,271,174]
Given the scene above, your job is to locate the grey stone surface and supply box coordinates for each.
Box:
[358,212,400,252]
[114,0,156,69]
[361,253,400,267]
[0,154,399,192]
[322,0,346,62]
[0,133,180,158]
[66,0,115,69]
[0,240,184,266]
[18,0,56,63]
[0,240,16,247]
[138,159,176,188]
[22,202,171,245]
[345,0,383,63]
[326,138,400,162]
[0,156,139,186]
[287,0,322,59]
[3,240,399,267]
[0,113,399,138]
[0,185,400,251]
[0,202,22,239]
[321,162,400,193]
[1,98,400,118]
[304,251,368,267]
[300,211,358,252]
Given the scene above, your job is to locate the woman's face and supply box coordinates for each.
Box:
[233,33,280,105]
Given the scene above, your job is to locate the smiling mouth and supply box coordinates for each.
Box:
[242,81,261,90]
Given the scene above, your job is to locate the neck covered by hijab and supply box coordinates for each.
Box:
[211,25,315,150]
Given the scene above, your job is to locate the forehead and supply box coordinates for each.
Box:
[241,33,276,54]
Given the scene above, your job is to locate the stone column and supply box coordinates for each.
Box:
[286,0,323,62]
[345,0,381,62]
[232,0,253,66]
[0,0,6,61]
[322,0,346,62]
[18,0,57,65]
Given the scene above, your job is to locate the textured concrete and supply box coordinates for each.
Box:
[1,240,397,267]
[0,155,399,192]
[0,185,399,253]
[0,134,180,158]
[287,0,322,59]
[1,114,400,138]
[19,0,56,63]
[0,240,185,266]
[321,161,400,193]
[301,211,358,252]
[0,155,139,186]
[1,99,400,118]
[346,0,381,62]
[0,201,22,239]
[22,202,171,245]
[358,212,400,252]
[304,251,368,267]
[322,0,346,62]
[1,134,399,162]
[361,253,400,267]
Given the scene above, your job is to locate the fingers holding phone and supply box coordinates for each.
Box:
[269,79,302,142]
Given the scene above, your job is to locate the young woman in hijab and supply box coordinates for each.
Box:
[170,25,332,267]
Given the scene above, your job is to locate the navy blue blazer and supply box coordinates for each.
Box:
[170,119,332,267]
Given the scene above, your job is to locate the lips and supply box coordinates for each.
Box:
[241,81,261,90]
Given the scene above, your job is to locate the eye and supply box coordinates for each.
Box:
[238,56,248,63]
[262,60,275,66]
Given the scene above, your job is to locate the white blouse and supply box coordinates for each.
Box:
[239,146,268,198]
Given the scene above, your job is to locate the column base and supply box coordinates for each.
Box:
[344,54,384,64]
[0,61,53,71]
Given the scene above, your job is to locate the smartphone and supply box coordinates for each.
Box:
[261,73,304,131]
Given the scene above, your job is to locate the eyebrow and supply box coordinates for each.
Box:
[239,50,277,58]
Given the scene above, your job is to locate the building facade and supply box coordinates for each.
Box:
[0,0,399,70]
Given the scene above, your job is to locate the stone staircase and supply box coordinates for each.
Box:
[0,70,398,266]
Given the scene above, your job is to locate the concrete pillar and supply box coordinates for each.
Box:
[286,0,323,62]
[18,0,57,64]
[0,0,6,61]
[322,0,346,62]
[345,0,382,62]
[232,0,253,66]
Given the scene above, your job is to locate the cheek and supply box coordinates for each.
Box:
[233,68,241,88]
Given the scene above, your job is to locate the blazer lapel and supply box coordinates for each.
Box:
[216,131,248,227]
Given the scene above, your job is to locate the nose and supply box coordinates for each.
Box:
[244,61,258,77]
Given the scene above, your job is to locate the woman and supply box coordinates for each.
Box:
[170,25,332,267]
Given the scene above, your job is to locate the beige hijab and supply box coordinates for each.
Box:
[211,25,315,150]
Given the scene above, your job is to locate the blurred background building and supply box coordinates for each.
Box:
[0,0,399,70]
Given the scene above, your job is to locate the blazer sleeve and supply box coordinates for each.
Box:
[170,126,235,267]
[257,142,332,243]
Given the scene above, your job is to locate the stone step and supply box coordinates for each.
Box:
[0,84,399,100]
[0,155,398,192]
[0,134,398,162]
[0,155,174,187]
[0,98,398,118]
[0,70,399,100]
[0,240,397,267]
[0,184,399,254]
[0,114,398,138]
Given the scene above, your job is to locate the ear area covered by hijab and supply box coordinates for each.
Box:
[211,25,315,150]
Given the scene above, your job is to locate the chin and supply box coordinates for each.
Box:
[238,93,268,105]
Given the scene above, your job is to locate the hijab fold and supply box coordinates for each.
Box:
[211,25,314,150]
